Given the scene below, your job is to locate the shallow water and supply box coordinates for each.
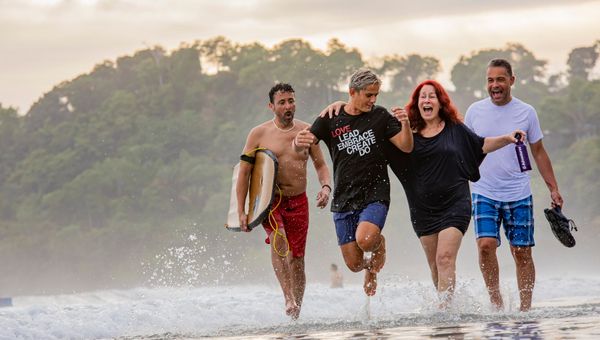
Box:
[1,276,599,339]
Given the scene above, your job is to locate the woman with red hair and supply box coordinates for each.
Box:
[387,80,522,307]
[319,79,523,308]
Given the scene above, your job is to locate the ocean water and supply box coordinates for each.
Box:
[1,275,599,339]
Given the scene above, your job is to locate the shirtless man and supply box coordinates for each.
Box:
[236,83,331,320]
[294,69,413,296]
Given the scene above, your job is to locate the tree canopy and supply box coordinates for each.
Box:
[0,37,599,294]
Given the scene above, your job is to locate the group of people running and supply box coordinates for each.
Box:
[235,58,564,320]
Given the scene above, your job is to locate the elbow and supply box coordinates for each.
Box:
[481,139,494,154]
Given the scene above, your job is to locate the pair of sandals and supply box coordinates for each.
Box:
[544,206,578,248]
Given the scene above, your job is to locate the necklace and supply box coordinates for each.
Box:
[272,118,295,133]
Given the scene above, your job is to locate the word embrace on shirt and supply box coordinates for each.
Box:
[334,126,376,156]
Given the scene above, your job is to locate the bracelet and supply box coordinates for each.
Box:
[322,184,332,192]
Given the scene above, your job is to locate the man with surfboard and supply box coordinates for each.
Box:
[236,83,331,320]
[293,69,413,297]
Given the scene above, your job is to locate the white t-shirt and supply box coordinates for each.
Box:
[465,97,543,202]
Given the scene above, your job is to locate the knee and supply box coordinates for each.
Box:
[356,234,378,252]
[512,247,533,264]
[436,252,454,270]
[344,259,363,273]
[478,239,497,257]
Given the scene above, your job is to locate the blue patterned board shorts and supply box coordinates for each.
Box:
[472,193,535,247]
[333,201,388,246]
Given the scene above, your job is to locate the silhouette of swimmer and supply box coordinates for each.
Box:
[330,263,343,288]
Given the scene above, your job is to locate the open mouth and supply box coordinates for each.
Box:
[490,89,503,100]
[422,106,433,113]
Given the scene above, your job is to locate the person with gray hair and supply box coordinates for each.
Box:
[349,67,382,91]
[294,68,413,296]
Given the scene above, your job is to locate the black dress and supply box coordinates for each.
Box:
[385,121,486,237]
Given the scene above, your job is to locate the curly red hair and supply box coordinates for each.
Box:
[405,80,463,132]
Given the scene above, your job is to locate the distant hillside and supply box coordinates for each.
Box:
[0,37,598,295]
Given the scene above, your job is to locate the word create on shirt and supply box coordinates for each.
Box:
[335,127,376,156]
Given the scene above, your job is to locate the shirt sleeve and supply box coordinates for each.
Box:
[384,109,402,139]
[457,122,486,181]
[526,106,544,144]
[310,116,329,143]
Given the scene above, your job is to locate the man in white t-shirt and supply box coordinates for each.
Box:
[465,58,564,312]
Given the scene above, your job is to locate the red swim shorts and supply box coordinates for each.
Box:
[262,192,309,258]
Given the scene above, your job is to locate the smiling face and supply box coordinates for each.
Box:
[418,84,440,122]
[349,83,380,113]
[269,90,295,126]
[487,65,515,106]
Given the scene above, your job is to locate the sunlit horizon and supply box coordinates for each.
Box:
[1,0,599,112]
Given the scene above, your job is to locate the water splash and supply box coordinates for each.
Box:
[141,224,244,287]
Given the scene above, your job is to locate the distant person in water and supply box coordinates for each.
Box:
[294,68,413,297]
[236,83,332,319]
[330,263,343,288]
[465,59,564,312]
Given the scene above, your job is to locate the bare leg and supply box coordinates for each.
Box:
[419,233,440,290]
[356,221,384,296]
[289,256,305,319]
[340,241,365,273]
[338,222,384,296]
[369,236,386,273]
[511,246,535,312]
[477,237,503,310]
[269,231,298,319]
[435,228,463,307]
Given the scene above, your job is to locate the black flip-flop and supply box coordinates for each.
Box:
[544,206,578,248]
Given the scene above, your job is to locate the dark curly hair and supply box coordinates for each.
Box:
[268,83,295,103]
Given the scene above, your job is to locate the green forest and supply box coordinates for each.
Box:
[1,37,599,295]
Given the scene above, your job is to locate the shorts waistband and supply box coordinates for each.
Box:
[279,192,307,200]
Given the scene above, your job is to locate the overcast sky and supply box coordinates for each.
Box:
[2,0,600,113]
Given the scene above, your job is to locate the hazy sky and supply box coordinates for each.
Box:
[2,0,600,113]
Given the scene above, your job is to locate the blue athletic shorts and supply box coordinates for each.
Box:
[333,201,388,246]
[472,193,535,247]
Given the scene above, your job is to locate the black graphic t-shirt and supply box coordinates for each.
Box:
[311,105,401,212]
[385,121,486,236]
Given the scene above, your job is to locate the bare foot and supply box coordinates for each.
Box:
[490,291,504,311]
[437,291,451,310]
[369,235,386,273]
[285,300,300,320]
[364,270,377,296]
